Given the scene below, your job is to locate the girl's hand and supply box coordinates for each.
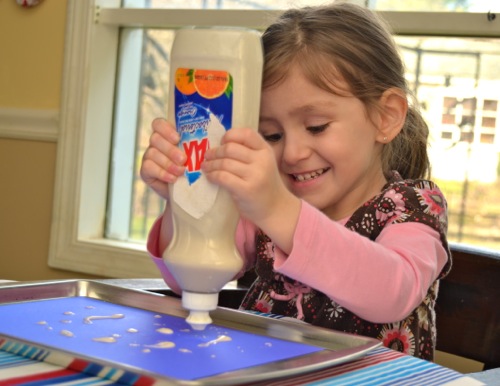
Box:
[202,128,301,253]
[140,118,186,200]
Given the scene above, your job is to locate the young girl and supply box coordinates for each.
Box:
[141,2,451,361]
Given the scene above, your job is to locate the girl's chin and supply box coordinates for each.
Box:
[290,187,321,202]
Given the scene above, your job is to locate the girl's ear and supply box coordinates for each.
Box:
[375,88,408,144]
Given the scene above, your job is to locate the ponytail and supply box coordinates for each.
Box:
[383,104,430,180]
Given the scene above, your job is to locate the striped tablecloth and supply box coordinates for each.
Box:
[247,347,483,386]
[0,339,155,386]
[0,340,483,386]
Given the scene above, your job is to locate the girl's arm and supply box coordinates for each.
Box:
[272,201,449,324]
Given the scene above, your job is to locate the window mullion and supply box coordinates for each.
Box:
[106,28,145,241]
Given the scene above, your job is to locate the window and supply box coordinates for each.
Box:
[49,0,500,277]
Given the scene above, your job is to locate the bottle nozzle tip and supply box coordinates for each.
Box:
[181,291,218,330]
[186,310,212,330]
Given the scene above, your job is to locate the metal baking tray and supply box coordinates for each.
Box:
[0,280,381,385]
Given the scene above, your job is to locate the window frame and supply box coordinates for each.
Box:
[49,0,500,278]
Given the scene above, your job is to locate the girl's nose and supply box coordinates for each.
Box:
[282,134,311,165]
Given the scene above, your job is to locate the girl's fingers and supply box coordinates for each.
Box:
[141,144,185,193]
[141,157,168,183]
[150,120,187,164]
[152,118,180,144]
[205,141,252,166]
[203,129,272,181]
[150,131,186,166]
[140,118,188,199]
[221,127,265,150]
[142,163,171,198]
[202,157,248,182]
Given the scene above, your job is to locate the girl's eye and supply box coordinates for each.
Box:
[261,132,283,142]
[307,123,329,134]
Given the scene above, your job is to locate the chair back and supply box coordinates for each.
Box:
[436,243,500,370]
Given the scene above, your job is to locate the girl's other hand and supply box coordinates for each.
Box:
[202,128,300,248]
[140,118,186,200]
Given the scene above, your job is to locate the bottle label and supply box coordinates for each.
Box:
[174,68,233,185]
[172,67,233,219]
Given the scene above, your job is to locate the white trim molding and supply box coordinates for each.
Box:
[0,108,59,142]
[48,0,160,278]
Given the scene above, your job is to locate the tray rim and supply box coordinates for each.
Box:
[0,279,382,385]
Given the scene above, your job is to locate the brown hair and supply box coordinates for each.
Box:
[261,2,430,180]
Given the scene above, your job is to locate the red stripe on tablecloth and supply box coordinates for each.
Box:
[0,368,79,385]
[248,348,403,386]
[66,358,156,386]
[133,377,157,386]
[67,358,91,372]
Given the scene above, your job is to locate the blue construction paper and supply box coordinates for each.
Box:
[0,297,322,381]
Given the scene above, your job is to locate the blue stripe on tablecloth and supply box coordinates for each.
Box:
[243,310,286,319]
[13,373,119,386]
[366,360,462,386]
[67,381,113,386]
[388,365,463,386]
[0,350,34,368]
[84,363,108,375]
[81,361,141,385]
[306,355,417,385]
[63,377,122,386]
[6,372,92,386]
[24,346,38,358]
[306,354,463,386]
[78,380,123,386]
[34,349,50,362]
[0,340,50,362]
[115,373,140,385]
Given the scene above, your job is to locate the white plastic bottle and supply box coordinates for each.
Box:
[163,27,263,330]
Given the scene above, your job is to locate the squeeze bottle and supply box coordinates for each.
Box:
[163,27,263,330]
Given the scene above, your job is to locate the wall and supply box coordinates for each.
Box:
[0,0,98,281]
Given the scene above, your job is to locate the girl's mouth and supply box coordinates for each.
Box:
[291,168,329,182]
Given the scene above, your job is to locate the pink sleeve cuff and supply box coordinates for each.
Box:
[147,216,163,258]
[146,216,181,294]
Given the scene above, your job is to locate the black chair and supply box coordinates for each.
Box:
[435,243,500,370]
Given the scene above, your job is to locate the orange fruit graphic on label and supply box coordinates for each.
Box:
[194,69,231,99]
[175,68,196,95]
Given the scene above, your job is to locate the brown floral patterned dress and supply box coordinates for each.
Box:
[239,171,452,361]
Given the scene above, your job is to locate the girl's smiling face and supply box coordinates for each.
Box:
[259,65,388,220]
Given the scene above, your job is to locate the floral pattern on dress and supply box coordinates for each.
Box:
[376,188,405,223]
[326,302,344,320]
[379,322,416,356]
[239,171,452,361]
[417,185,448,232]
[270,280,311,320]
[255,297,273,313]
